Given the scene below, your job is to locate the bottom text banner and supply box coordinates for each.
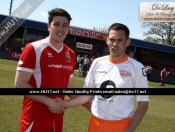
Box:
[0,88,175,95]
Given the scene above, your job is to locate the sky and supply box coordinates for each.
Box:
[0,0,175,40]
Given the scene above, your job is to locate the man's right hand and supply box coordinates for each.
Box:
[47,98,65,114]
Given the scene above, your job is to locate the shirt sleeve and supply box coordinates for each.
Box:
[134,64,149,101]
[70,53,76,75]
[83,59,96,88]
[17,44,36,73]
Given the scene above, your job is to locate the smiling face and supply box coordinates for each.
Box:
[47,16,69,45]
[106,29,130,60]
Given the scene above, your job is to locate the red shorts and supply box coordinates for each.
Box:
[88,115,131,132]
[20,119,63,132]
[161,76,165,80]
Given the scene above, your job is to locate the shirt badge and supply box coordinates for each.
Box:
[65,51,71,62]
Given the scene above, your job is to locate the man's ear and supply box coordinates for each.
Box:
[47,24,50,31]
[126,38,131,47]
[106,37,109,46]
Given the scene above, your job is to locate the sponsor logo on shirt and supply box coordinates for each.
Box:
[48,64,72,70]
[100,80,116,99]
[95,71,106,74]
[119,70,132,77]
[106,85,114,88]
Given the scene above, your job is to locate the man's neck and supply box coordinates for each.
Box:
[48,36,63,50]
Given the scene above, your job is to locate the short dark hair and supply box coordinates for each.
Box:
[48,8,72,24]
[108,23,130,39]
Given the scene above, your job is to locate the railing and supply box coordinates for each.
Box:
[0,50,9,59]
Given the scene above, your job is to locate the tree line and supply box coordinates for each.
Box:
[92,22,175,46]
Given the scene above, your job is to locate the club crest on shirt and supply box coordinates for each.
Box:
[65,51,71,62]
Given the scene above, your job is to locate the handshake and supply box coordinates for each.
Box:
[46,95,93,114]
[47,98,70,114]
[46,97,92,114]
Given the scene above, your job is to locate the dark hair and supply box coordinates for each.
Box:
[48,8,72,24]
[108,23,130,39]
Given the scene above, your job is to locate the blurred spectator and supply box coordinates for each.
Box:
[159,68,167,86]
[78,54,85,77]
[146,66,152,82]
[169,69,174,76]
[89,56,95,70]
[82,55,89,77]
[76,55,81,69]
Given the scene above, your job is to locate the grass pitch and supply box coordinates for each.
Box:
[0,58,175,132]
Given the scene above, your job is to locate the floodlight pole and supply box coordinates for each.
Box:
[3,0,14,50]
[9,0,13,16]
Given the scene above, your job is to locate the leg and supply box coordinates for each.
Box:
[78,64,81,76]
[162,77,165,86]
[147,74,150,81]
[84,65,87,77]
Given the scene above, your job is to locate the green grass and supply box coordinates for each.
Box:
[148,81,175,88]
[0,58,175,132]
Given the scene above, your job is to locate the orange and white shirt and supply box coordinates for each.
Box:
[84,55,149,120]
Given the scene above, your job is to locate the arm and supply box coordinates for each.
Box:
[67,75,75,88]
[66,75,77,99]
[14,70,64,114]
[125,101,148,132]
[125,64,149,131]
[79,59,96,111]
[66,75,92,111]
[49,74,76,113]
[64,95,94,109]
[161,70,163,76]
[82,101,92,112]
